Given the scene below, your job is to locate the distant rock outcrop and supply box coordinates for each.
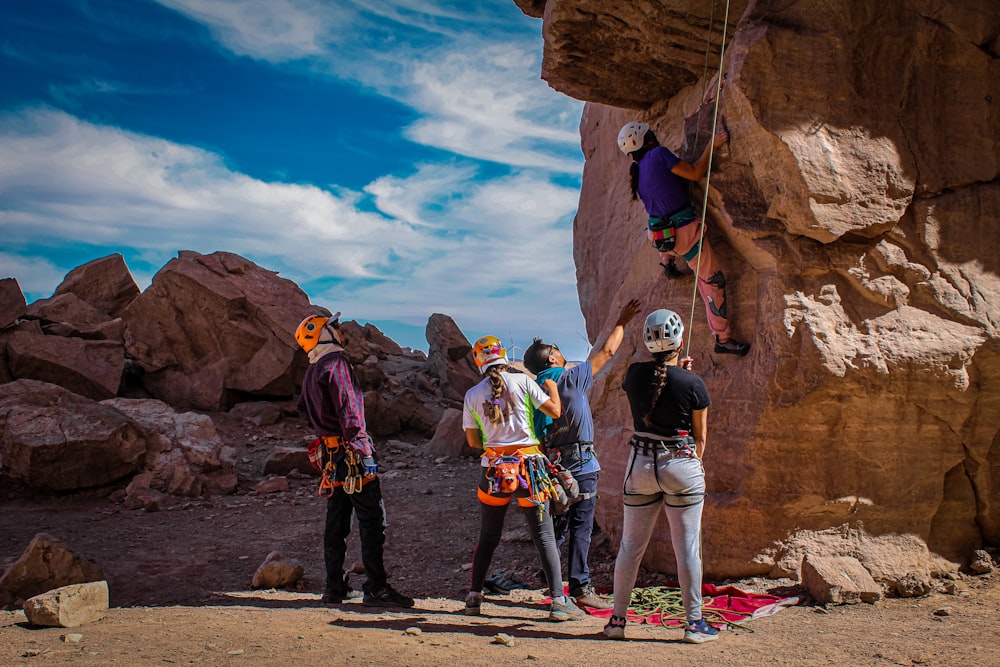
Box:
[425,313,481,402]
[519,0,999,576]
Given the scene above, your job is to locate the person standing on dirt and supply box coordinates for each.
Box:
[294,312,413,609]
[602,308,719,644]
[617,120,750,357]
[462,335,585,623]
[522,299,642,611]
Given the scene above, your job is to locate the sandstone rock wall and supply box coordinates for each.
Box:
[521,0,999,575]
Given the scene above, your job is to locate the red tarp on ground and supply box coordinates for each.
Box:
[580,584,800,627]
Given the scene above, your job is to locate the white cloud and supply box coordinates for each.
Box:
[0,253,66,298]
[153,0,584,174]
[0,107,589,357]
[154,0,346,61]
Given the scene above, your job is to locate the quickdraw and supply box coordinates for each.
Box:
[317,436,375,497]
[483,448,562,521]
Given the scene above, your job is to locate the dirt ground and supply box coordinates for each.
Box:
[1,411,998,667]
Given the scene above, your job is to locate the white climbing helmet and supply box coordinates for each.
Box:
[643,309,684,355]
[618,121,650,154]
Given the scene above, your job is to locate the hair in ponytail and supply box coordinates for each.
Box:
[484,364,509,425]
[642,351,678,427]
[627,130,659,201]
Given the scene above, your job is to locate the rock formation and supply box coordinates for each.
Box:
[121,251,312,411]
[0,380,147,491]
[518,0,999,577]
[1,250,483,505]
[0,278,27,329]
[425,314,481,402]
[0,534,105,610]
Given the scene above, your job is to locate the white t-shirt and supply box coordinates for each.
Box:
[463,371,551,448]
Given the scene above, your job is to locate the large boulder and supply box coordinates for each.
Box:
[120,251,313,411]
[425,407,476,458]
[22,581,109,627]
[103,398,238,499]
[24,292,124,341]
[52,253,140,317]
[6,323,125,400]
[0,380,146,491]
[520,0,1000,576]
[425,313,480,402]
[0,277,26,329]
[0,534,105,610]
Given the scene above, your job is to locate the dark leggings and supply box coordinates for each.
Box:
[470,475,563,597]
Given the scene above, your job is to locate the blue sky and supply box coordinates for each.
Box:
[0,0,591,360]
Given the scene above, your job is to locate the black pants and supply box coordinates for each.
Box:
[324,476,387,595]
[470,470,563,597]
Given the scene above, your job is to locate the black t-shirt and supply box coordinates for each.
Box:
[622,362,711,437]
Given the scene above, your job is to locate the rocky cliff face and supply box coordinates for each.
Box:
[520,0,999,576]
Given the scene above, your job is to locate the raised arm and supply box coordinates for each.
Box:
[588,299,641,376]
[670,129,728,182]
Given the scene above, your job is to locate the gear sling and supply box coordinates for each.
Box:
[309,435,375,497]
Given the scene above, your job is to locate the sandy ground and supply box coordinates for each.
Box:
[1,411,998,667]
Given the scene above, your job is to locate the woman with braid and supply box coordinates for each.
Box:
[462,335,585,622]
[602,309,719,644]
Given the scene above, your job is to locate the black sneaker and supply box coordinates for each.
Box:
[714,337,750,356]
[321,589,362,604]
[362,584,414,608]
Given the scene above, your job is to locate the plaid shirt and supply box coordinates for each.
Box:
[296,349,373,457]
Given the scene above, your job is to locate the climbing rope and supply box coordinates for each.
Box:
[628,585,754,631]
[685,0,732,353]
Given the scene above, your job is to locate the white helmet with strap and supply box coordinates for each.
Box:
[643,309,684,354]
[618,121,650,155]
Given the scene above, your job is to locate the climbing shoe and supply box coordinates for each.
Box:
[683,617,720,644]
[484,569,529,593]
[362,584,414,608]
[463,591,484,616]
[714,337,750,356]
[572,585,611,610]
[602,615,627,640]
[321,589,362,604]
[660,260,688,279]
[549,598,586,622]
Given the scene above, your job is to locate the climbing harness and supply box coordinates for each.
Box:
[647,205,698,254]
[481,447,562,520]
[630,431,697,459]
[316,435,376,498]
[685,0,732,353]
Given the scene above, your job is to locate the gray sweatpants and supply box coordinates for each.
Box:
[611,448,706,622]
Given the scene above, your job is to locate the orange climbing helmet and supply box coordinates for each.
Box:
[618,121,650,155]
[473,335,507,373]
[295,312,341,352]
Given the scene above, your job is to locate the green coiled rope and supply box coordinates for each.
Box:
[628,586,755,631]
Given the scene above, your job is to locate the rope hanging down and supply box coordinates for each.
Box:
[685,0,732,353]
